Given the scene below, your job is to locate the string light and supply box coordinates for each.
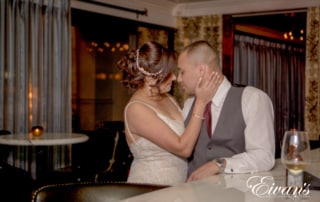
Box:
[283,28,305,42]
[88,41,129,53]
[84,41,128,81]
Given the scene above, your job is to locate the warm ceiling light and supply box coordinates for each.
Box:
[91,41,98,47]
[104,42,110,47]
[114,73,122,80]
[96,73,107,80]
[123,44,129,50]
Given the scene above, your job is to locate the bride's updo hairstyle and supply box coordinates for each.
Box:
[117,41,176,92]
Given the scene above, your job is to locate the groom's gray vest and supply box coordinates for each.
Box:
[186,86,246,175]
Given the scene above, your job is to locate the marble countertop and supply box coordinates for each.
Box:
[121,149,320,202]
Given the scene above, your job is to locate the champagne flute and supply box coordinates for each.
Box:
[281,130,311,187]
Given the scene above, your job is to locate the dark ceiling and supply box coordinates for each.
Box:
[72,7,306,44]
[233,11,306,35]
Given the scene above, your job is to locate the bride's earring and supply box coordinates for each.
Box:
[145,77,156,96]
[148,85,153,95]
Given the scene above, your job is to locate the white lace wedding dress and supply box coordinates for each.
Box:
[124,98,187,186]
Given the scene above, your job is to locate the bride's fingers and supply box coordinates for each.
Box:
[207,73,222,89]
[196,76,203,88]
[206,72,218,86]
[196,65,207,87]
[200,71,222,89]
[201,71,214,87]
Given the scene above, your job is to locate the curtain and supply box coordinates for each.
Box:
[305,7,320,141]
[233,34,306,156]
[175,15,222,106]
[0,0,71,178]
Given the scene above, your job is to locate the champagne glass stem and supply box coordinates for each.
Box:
[287,170,303,187]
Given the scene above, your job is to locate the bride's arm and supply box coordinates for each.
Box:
[126,72,222,158]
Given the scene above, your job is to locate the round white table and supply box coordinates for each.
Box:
[0,133,89,179]
[0,132,89,146]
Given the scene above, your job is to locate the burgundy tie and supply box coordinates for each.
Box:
[204,101,212,138]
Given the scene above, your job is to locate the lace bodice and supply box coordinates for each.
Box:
[124,97,187,186]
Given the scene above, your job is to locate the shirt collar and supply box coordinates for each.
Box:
[212,76,231,107]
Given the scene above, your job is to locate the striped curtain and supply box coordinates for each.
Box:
[0,0,71,179]
[233,34,306,156]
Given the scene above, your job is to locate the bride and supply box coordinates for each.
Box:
[117,41,222,185]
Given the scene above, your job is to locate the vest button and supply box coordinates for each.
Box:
[207,147,212,150]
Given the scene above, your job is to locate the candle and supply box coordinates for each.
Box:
[31,126,44,136]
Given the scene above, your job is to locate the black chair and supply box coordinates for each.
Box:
[71,121,132,182]
[93,121,133,182]
[38,121,132,184]
[0,162,35,202]
[31,181,167,202]
[0,130,11,135]
[0,130,11,163]
[0,129,11,171]
[0,130,34,202]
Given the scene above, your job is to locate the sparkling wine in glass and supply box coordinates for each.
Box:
[281,130,311,187]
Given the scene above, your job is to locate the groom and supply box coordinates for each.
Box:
[176,40,275,181]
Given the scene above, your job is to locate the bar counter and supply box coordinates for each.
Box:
[122,149,320,202]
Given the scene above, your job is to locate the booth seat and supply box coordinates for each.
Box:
[31,181,167,202]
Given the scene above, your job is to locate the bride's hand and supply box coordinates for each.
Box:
[195,69,223,105]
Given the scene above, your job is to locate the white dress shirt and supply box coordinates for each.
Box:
[182,77,275,173]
